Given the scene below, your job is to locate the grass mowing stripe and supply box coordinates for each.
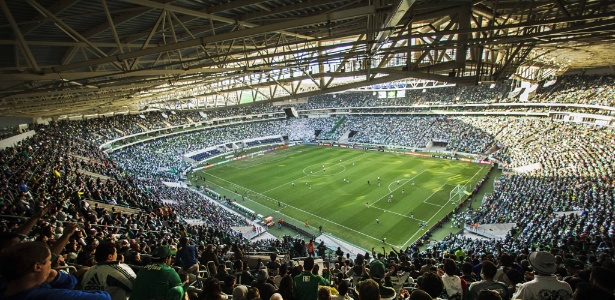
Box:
[198,145,490,251]
[400,165,488,248]
[204,171,393,245]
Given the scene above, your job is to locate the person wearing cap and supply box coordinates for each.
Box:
[130,245,188,300]
[356,260,395,300]
[81,241,137,300]
[512,251,572,300]
[294,257,328,300]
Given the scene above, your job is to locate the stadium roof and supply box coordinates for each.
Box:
[1,0,615,117]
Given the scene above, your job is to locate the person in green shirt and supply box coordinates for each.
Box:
[294,257,328,300]
[130,246,188,300]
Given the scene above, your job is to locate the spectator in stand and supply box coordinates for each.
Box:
[318,286,332,300]
[0,241,111,300]
[251,269,276,300]
[588,266,615,294]
[477,289,502,300]
[175,237,200,276]
[440,258,466,300]
[414,272,444,300]
[468,260,509,300]
[513,252,572,300]
[81,241,137,300]
[275,275,296,300]
[247,287,261,300]
[332,279,353,300]
[461,262,478,284]
[219,274,236,295]
[232,285,248,300]
[266,253,281,277]
[200,244,219,267]
[572,282,615,300]
[199,277,228,300]
[359,260,396,300]
[408,290,432,300]
[356,279,381,300]
[130,245,188,300]
[294,257,328,300]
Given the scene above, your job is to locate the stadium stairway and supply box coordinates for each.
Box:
[315,233,365,259]
[337,130,351,143]
[462,223,516,240]
[186,187,270,241]
[77,169,112,182]
[85,199,141,215]
[324,117,346,139]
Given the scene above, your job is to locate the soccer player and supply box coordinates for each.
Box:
[367,180,370,185]
[376,218,380,225]
[402,189,405,194]
[292,182,295,187]
[366,202,369,208]
[305,220,309,227]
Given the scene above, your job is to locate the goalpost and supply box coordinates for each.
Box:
[449,183,470,204]
[250,152,265,159]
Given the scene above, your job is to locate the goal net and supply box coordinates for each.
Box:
[449,184,469,204]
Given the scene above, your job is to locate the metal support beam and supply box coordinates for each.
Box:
[456,3,471,70]
[553,0,572,18]
[0,0,40,71]
[101,0,129,70]
[42,5,374,73]
[20,0,80,36]
[371,0,415,54]
[130,10,165,70]
[119,0,313,40]
[26,0,124,71]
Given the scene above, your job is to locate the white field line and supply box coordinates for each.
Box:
[229,150,298,170]
[371,170,427,206]
[399,165,487,248]
[204,171,389,244]
[259,152,369,194]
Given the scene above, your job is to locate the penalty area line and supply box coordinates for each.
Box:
[204,172,388,245]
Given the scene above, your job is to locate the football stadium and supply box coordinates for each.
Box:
[1,1,614,300]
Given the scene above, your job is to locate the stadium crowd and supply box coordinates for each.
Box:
[0,74,614,300]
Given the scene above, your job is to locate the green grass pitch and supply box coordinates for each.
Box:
[198,145,491,251]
